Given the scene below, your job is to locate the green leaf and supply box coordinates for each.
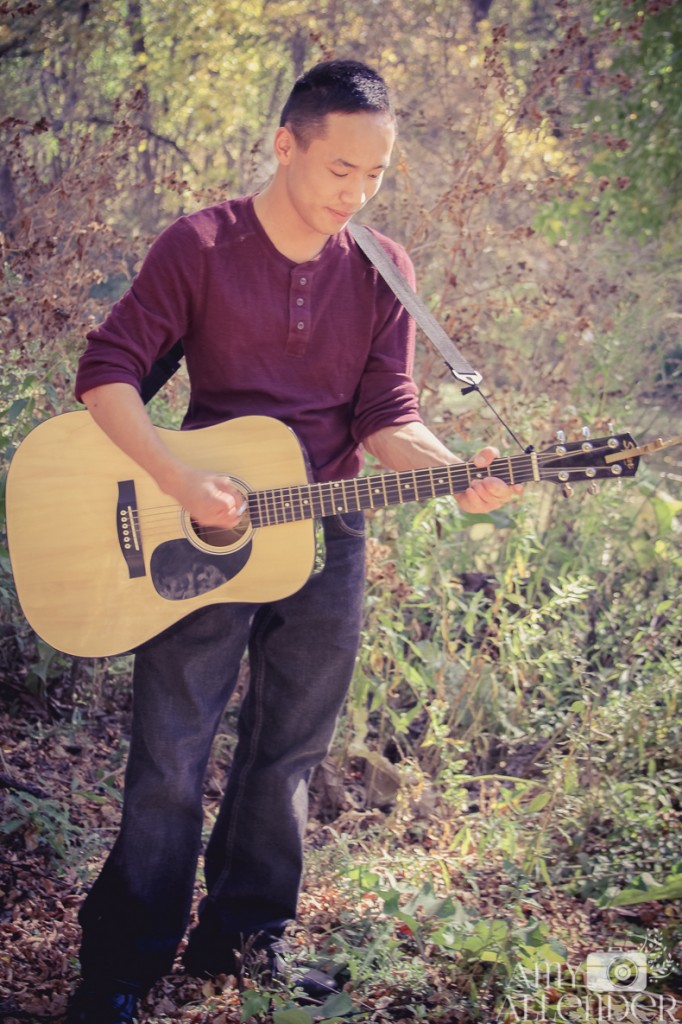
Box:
[316,991,355,1019]
[527,792,551,813]
[604,870,682,907]
[240,988,271,1021]
[0,817,25,835]
[272,1010,315,1024]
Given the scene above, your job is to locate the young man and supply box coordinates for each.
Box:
[67,59,519,1024]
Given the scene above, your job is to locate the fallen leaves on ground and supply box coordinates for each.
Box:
[1,700,680,1023]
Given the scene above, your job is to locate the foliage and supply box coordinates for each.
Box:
[1,2,681,1021]
[345,442,682,903]
[584,0,682,241]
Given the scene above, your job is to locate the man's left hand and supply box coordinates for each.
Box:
[456,446,523,514]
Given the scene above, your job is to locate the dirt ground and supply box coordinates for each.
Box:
[1,699,681,1024]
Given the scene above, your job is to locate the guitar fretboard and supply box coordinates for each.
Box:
[247,455,538,528]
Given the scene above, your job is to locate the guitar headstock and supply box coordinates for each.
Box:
[537,432,640,491]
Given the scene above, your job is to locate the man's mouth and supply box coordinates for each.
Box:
[327,207,355,221]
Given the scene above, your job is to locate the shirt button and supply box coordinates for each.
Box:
[296,297,304,306]
[297,321,305,330]
[299,276,307,285]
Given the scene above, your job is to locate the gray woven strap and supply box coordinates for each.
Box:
[349,222,482,389]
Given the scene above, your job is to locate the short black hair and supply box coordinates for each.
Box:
[279,59,394,148]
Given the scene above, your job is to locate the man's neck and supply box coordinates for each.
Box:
[253,186,330,264]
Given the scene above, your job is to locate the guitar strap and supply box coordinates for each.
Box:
[140,337,186,405]
[348,222,482,391]
[140,223,483,403]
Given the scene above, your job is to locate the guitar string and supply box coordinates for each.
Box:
[121,441,627,542]
[126,442,622,524]
[124,445,624,527]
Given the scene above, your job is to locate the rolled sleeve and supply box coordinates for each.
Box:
[351,237,422,443]
[75,217,199,401]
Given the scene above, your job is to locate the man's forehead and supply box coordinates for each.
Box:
[314,111,395,163]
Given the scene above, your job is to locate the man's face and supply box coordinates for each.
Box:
[275,111,395,241]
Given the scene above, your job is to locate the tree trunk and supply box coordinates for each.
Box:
[0,161,18,236]
[470,0,495,28]
[126,0,155,186]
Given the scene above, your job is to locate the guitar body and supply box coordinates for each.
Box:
[7,408,658,659]
[6,412,316,657]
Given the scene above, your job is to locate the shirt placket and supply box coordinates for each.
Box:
[285,269,313,357]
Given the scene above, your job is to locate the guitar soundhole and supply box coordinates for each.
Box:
[190,515,251,550]
[181,480,253,554]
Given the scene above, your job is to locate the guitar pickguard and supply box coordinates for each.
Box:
[150,538,253,601]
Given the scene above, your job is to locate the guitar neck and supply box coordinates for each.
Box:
[248,453,538,528]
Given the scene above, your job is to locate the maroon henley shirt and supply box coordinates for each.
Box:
[75,195,422,482]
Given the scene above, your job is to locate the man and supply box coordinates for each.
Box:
[67,59,519,1024]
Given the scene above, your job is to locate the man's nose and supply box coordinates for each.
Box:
[340,182,367,208]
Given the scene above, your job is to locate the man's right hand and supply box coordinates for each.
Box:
[170,467,246,530]
[80,383,247,532]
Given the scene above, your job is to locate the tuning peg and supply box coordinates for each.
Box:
[562,483,574,499]
[556,429,566,444]
[582,425,591,440]
[588,481,599,495]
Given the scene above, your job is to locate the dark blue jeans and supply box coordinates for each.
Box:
[78,512,366,992]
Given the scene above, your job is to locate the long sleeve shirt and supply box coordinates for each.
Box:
[75,195,422,482]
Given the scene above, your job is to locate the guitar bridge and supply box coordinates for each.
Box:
[117,480,146,578]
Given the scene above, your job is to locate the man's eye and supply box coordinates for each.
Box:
[331,170,348,178]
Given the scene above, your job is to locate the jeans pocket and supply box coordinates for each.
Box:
[328,510,366,538]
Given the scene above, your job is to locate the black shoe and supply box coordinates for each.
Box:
[252,936,341,1002]
[65,982,138,1024]
[182,935,241,979]
[183,931,340,1002]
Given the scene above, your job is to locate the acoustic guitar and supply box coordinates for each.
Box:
[6,410,675,658]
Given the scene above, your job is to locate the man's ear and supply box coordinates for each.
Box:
[273,126,295,165]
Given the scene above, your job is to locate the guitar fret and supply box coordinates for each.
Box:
[271,488,281,524]
[408,471,419,500]
[292,485,303,522]
[267,487,277,526]
[352,479,368,512]
[247,492,260,529]
[301,485,314,519]
[270,488,280,525]
[255,488,266,527]
[287,486,298,521]
[267,489,275,525]
[430,466,451,497]
[353,477,361,510]
[333,480,346,513]
[414,470,435,502]
[317,484,331,518]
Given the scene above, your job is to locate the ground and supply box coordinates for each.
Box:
[1,686,680,1024]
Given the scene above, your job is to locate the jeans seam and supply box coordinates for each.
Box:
[209,611,270,900]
